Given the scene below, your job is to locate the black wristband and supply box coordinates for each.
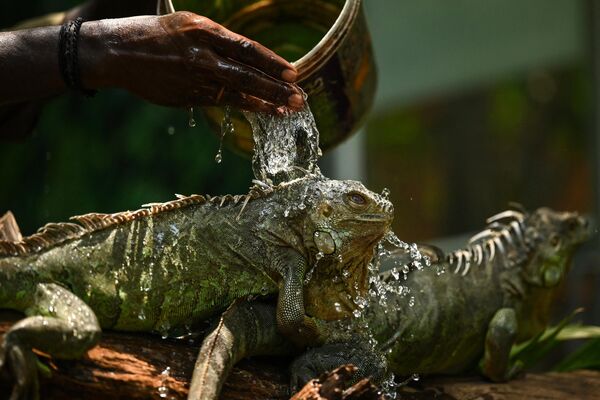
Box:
[58,18,97,97]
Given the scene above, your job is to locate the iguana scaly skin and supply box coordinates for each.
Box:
[0,175,393,399]
[288,207,590,386]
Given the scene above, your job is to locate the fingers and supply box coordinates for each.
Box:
[220,91,276,113]
[211,54,304,110]
[197,18,298,83]
[189,89,284,114]
[157,12,305,110]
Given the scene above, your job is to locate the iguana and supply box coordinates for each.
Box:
[0,174,394,399]
[191,206,589,397]
[289,206,591,387]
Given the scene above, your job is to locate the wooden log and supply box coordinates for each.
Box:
[1,311,600,399]
[290,365,382,400]
[0,311,290,400]
[395,370,600,400]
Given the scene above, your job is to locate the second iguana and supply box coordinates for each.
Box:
[0,174,393,399]
[290,206,590,386]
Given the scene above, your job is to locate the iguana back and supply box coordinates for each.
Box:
[0,175,393,339]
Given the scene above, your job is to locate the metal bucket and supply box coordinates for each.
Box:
[158,0,376,156]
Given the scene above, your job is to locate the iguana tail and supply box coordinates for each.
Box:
[188,300,294,400]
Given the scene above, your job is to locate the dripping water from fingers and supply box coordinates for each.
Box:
[188,107,196,128]
[215,105,234,164]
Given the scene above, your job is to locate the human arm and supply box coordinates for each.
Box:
[0,12,303,111]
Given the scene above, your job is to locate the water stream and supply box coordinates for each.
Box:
[244,105,322,185]
[243,104,429,398]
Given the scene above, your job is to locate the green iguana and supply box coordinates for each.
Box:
[289,206,590,387]
[0,174,393,399]
[189,206,589,398]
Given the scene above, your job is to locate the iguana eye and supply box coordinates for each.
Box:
[347,192,367,206]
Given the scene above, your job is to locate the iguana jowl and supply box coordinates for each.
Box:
[0,175,393,399]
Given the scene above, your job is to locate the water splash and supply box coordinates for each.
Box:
[158,366,171,398]
[244,105,322,185]
[361,230,430,310]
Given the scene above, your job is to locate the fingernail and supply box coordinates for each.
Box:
[288,93,304,109]
[282,69,298,82]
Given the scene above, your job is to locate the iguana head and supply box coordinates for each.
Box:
[516,207,590,340]
[299,179,394,321]
[520,208,589,288]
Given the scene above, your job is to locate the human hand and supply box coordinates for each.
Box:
[80,12,304,112]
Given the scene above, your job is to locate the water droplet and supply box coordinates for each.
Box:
[408,296,415,307]
[213,106,234,163]
[158,386,169,399]
[167,126,175,135]
[188,107,196,128]
[315,251,324,260]
[334,302,342,312]
[381,187,390,199]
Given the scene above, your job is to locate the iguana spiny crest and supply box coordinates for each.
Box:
[0,188,266,257]
[446,206,589,279]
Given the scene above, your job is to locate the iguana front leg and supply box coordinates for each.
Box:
[0,283,101,400]
[276,250,328,347]
[188,300,293,400]
[480,307,521,382]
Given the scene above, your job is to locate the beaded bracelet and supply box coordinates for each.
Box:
[58,17,97,97]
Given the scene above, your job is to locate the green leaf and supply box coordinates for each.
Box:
[509,308,583,369]
[554,337,600,372]
[556,325,600,341]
